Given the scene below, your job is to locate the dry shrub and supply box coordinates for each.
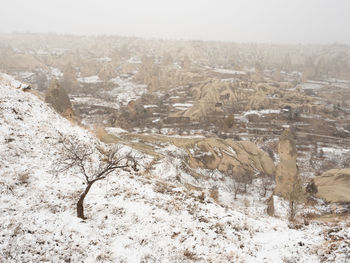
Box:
[303,212,319,220]
[184,183,202,192]
[153,181,171,194]
[171,232,180,239]
[223,114,235,129]
[198,191,206,202]
[288,223,303,230]
[282,256,299,263]
[183,249,197,261]
[198,216,209,223]
[94,127,110,141]
[142,159,157,175]
[140,254,156,263]
[243,198,250,208]
[214,223,225,235]
[209,186,219,203]
[17,172,30,185]
[166,199,182,212]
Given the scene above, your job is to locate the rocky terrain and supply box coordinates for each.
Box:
[1,33,350,262]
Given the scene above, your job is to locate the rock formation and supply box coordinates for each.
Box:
[314,168,350,203]
[174,137,275,177]
[274,128,303,198]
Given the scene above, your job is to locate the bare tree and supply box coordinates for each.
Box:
[288,182,303,221]
[259,172,274,197]
[231,178,242,200]
[227,165,248,200]
[56,134,138,219]
[241,169,253,194]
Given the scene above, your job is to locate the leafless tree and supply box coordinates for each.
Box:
[231,178,242,200]
[241,169,253,194]
[56,134,138,219]
[227,165,249,200]
[259,172,274,197]
[288,182,303,221]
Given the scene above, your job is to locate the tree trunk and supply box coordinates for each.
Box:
[263,187,267,197]
[77,181,94,219]
[289,200,296,221]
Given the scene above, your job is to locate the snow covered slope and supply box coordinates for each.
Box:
[0,74,349,262]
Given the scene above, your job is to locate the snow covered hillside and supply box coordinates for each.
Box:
[0,74,349,262]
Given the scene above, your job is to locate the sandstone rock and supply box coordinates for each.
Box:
[313,168,350,203]
[173,138,275,177]
[274,128,302,198]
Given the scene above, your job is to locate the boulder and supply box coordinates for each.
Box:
[313,169,350,203]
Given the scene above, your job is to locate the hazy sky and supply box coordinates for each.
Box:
[1,0,349,44]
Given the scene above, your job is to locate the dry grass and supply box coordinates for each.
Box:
[184,182,202,192]
[153,181,174,194]
[209,187,219,203]
[243,198,250,208]
[183,249,198,261]
[17,172,30,185]
[94,127,121,144]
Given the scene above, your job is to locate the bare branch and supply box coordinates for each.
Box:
[54,134,140,219]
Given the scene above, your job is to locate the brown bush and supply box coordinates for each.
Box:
[17,172,30,185]
[223,114,235,129]
[209,186,219,202]
[183,249,197,260]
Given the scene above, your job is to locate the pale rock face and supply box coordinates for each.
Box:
[274,128,302,198]
[175,137,275,177]
[278,128,297,161]
[314,168,350,203]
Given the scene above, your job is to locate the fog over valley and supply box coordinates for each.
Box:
[0,1,349,262]
[1,0,350,44]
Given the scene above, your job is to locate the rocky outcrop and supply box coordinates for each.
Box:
[274,128,302,198]
[170,79,314,122]
[314,169,350,203]
[98,63,117,81]
[174,137,275,177]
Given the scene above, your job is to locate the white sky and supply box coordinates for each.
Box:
[0,0,349,44]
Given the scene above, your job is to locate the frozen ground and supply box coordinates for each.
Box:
[0,74,349,262]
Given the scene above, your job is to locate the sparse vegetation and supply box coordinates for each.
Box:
[287,183,304,221]
[56,134,138,219]
[260,172,275,197]
[1,17,350,261]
